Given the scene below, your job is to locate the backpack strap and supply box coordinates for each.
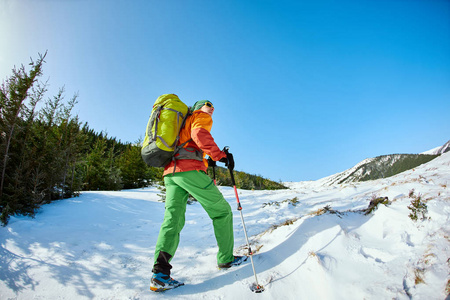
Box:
[147,106,163,145]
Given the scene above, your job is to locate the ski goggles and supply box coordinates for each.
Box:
[204,102,214,108]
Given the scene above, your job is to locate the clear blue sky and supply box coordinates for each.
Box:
[1,0,449,182]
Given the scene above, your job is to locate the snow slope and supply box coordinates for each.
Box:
[422,140,450,155]
[1,153,449,299]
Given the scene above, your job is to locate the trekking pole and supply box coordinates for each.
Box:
[223,147,264,293]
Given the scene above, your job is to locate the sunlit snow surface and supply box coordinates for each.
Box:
[1,153,449,299]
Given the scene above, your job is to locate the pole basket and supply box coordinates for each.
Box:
[251,283,265,293]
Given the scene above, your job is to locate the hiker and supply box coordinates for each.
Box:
[150,100,247,292]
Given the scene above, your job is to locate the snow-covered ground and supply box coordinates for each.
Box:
[1,152,449,299]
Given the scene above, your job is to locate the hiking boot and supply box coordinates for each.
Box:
[218,255,248,269]
[150,272,184,292]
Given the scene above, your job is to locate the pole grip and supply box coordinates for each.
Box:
[225,147,242,209]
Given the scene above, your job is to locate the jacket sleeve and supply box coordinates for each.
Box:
[191,112,226,161]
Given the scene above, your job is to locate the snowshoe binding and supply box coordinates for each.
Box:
[218,255,248,269]
[150,272,184,292]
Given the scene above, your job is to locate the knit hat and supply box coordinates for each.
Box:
[192,100,213,112]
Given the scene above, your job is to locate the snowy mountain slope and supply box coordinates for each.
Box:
[1,153,449,299]
[317,154,439,186]
[422,140,450,155]
[316,140,450,186]
[315,156,377,185]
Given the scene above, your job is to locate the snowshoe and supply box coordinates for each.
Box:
[150,272,184,292]
[218,255,248,269]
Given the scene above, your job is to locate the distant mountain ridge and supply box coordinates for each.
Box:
[421,140,450,155]
[318,140,448,186]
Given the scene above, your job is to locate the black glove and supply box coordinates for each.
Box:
[220,151,234,171]
[207,157,216,167]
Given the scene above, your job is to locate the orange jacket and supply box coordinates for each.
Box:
[163,110,226,176]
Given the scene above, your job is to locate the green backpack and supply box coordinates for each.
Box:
[141,94,190,167]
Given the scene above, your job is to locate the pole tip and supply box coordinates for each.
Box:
[251,283,265,293]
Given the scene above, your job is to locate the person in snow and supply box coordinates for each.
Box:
[150,100,247,292]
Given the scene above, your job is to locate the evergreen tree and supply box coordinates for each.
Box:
[0,53,85,224]
[0,53,47,224]
[82,138,122,191]
[206,166,286,190]
[118,142,163,189]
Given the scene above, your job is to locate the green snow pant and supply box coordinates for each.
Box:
[152,170,234,276]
